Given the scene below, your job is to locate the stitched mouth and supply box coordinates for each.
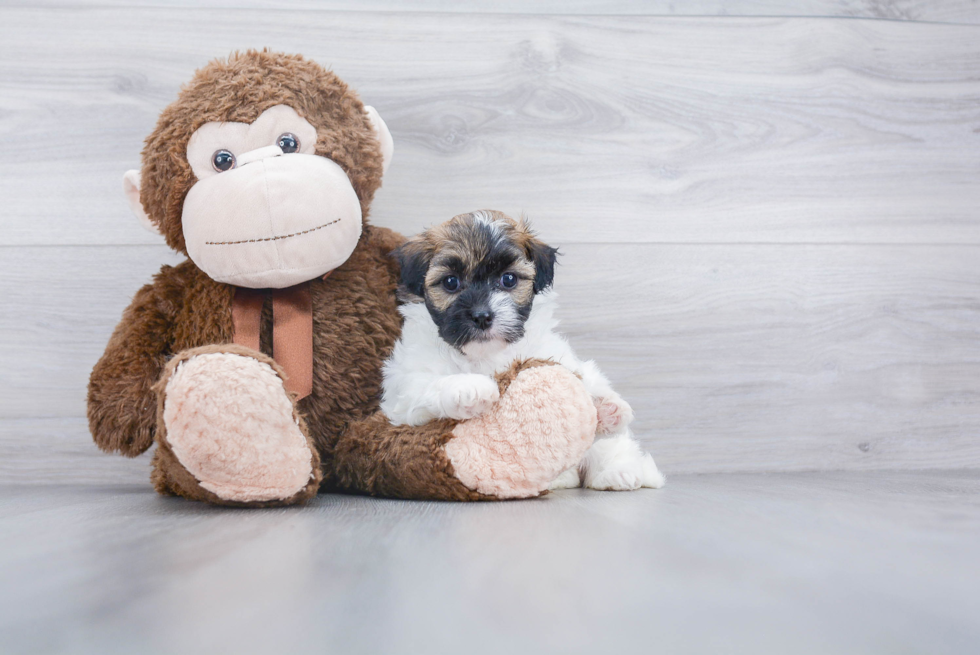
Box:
[205,218,341,246]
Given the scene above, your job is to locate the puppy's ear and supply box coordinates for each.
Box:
[518,216,559,292]
[527,238,559,292]
[393,237,432,299]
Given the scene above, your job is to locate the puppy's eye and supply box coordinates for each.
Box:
[211,150,236,172]
[500,273,518,289]
[277,133,300,154]
[442,276,460,292]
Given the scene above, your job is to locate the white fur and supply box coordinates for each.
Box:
[580,432,665,491]
[471,209,500,231]
[381,290,665,490]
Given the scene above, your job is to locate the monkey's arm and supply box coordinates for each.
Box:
[326,359,596,500]
[88,276,176,457]
[323,412,491,500]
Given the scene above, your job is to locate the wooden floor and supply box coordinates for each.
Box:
[1,2,979,652]
[1,470,978,655]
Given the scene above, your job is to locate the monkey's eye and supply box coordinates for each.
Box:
[442,276,460,292]
[211,150,236,172]
[277,133,300,154]
[500,273,518,289]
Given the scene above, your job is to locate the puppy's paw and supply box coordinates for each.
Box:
[587,453,664,491]
[582,435,665,491]
[595,393,634,435]
[548,467,582,490]
[438,374,500,420]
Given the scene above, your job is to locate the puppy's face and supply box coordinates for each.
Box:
[395,210,558,352]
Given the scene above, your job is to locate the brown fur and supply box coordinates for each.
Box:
[138,50,386,254]
[324,358,556,501]
[88,52,488,505]
[88,259,230,457]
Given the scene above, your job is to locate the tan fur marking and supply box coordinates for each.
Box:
[425,263,460,312]
[507,259,536,306]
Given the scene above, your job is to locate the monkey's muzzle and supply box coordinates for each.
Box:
[182,147,362,289]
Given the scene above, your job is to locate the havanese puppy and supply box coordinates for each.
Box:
[381,210,664,491]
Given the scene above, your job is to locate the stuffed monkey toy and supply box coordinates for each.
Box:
[88,50,597,507]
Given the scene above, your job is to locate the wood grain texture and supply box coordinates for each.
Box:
[1,7,977,649]
[0,418,152,486]
[2,243,977,474]
[556,243,980,473]
[0,6,977,476]
[2,1,980,24]
[2,472,978,654]
[1,10,979,246]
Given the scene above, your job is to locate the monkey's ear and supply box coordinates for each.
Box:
[122,170,162,236]
[393,238,432,299]
[364,106,394,175]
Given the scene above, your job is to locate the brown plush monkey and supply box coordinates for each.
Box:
[88,51,597,507]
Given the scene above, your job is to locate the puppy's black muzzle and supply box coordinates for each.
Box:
[460,284,494,331]
[435,284,497,347]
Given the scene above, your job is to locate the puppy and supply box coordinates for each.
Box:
[381,210,664,491]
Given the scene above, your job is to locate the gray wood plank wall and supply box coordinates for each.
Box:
[4,1,980,23]
[1,2,978,480]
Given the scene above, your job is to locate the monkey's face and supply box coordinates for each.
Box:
[124,51,394,289]
[180,105,362,288]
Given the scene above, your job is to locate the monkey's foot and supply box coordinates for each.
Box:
[445,360,597,499]
[152,345,321,506]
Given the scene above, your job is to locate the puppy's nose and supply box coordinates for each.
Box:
[471,310,493,330]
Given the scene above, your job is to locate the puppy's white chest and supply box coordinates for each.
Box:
[456,341,524,376]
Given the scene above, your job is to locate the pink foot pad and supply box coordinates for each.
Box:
[445,364,597,499]
[162,351,316,503]
[595,394,634,435]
